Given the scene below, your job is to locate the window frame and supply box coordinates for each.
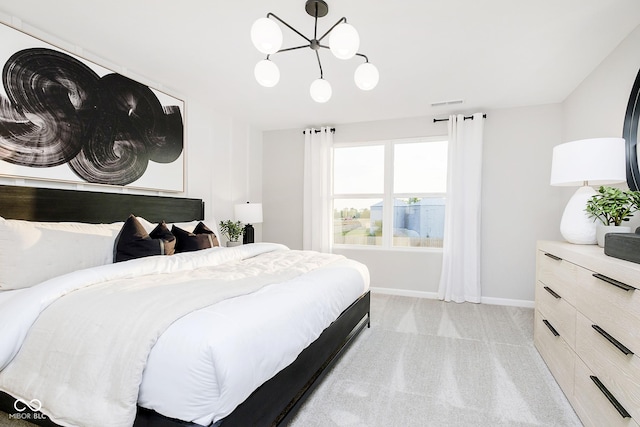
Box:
[331,136,448,251]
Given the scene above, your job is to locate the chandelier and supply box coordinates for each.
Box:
[250,0,379,103]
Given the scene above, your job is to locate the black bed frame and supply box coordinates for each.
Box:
[0,184,371,427]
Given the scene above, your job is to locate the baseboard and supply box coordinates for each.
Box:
[480,296,535,308]
[370,287,534,308]
[370,287,438,299]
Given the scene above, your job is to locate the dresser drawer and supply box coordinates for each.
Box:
[535,279,576,349]
[537,250,579,306]
[573,268,640,357]
[575,312,640,421]
[534,309,574,397]
[573,356,639,427]
[536,241,640,427]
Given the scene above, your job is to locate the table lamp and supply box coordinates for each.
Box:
[550,137,626,244]
[235,202,263,244]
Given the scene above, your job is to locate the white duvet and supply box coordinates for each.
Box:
[0,243,369,426]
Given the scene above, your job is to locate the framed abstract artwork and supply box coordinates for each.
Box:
[0,23,185,192]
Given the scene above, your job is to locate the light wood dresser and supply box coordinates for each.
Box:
[535,240,640,427]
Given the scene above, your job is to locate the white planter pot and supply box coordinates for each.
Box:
[596,225,631,247]
[226,241,242,247]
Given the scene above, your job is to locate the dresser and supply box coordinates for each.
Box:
[535,241,640,427]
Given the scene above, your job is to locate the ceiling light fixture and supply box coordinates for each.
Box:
[251,0,379,103]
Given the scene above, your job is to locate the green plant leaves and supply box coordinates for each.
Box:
[219,220,244,242]
[585,186,640,226]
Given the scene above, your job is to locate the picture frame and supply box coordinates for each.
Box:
[0,22,185,192]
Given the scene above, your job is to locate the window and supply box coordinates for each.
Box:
[332,137,447,248]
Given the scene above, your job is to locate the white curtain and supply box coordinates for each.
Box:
[303,127,333,253]
[438,113,485,303]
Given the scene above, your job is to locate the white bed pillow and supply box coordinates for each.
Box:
[0,218,123,290]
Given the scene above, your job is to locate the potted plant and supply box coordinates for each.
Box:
[219,220,244,247]
[585,186,640,246]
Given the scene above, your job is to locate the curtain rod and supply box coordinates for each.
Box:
[433,114,487,123]
[302,127,336,135]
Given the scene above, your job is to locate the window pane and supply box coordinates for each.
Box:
[333,199,383,246]
[392,197,445,248]
[334,145,384,194]
[394,141,447,193]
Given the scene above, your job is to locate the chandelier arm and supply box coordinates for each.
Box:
[267,12,311,43]
[355,52,369,62]
[313,5,318,40]
[318,45,370,63]
[315,50,324,79]
[276,45,309,54]
[318,17,347,42]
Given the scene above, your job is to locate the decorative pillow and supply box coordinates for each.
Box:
[193,221,220,247]
[0,218,123,290]
[170,220,221,244]
[114,216,175,262]
[172,222,219,253]
[135,218,219,247]
[150,222,176,256]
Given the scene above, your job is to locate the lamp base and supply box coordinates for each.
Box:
[560,186,597,244]
[243,224,255,244]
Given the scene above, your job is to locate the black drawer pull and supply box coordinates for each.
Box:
[589,376,631,419]
[542,319,559,337]
[592,273,635,292]
[592,325,634,355]
[543,286,561,299]
[544,252,562,261]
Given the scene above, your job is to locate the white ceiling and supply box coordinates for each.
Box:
[0,0,639,131]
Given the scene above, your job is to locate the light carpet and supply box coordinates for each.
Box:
[287,293,582,427]
[0,293,581,426]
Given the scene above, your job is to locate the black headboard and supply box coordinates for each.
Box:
[0,185,204,224]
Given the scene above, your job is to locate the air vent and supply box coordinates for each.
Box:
[431,99,464,107]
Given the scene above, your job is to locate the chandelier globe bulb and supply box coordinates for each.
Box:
[251,18,283,54]
[329,23,360,59]
[354,62,379,90]
[254,59,280,87]
[310,78,332,103]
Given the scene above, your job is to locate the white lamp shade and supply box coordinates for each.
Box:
[251,18,283,54]
[329,23,360,60]
[235,203,263,224]
[354,62,379,90]
[550,137,626,186]
[254,60,280,87]
[310,78,332,103]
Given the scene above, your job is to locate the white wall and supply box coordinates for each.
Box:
[563,25,640,141]
[481,104,565,303]
[262,106,564,304]
[262,128,304,249]
[0,15,263,239]
[563,24,640,232]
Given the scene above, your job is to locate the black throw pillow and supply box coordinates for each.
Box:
[193,222,220,247]
[114,215,175,262]
[150,221,176,255]
[172,222,219,253]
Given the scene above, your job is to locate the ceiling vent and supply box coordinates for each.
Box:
[431,99,464,107]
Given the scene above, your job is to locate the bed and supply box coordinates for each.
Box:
[0,184,371,427]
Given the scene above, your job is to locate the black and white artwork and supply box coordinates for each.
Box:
[0,23,184,192]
